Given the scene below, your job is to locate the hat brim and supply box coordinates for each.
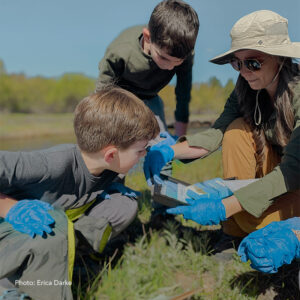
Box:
[210,42,300,65]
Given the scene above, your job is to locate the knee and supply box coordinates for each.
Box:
[115,195,138,225]
[223,118,253,146]
[108,194,138,236]
[226,118,250,131]
[32,225,68,254]
[32,209,69,254]
[88,194,138,235]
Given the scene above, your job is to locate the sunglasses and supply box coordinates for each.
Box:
[230,58,265,72]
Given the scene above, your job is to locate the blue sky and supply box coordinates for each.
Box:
[0,0,299,85]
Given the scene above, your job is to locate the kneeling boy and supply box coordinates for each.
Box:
[0,86,159,300]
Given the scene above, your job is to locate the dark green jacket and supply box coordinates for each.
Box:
[97,26,193,123]
[184,79,300,217]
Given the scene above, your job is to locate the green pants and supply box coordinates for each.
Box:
[0,193,138,300]
[0,209,73,300]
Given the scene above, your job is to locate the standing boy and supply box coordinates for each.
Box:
[96,0,199,137]
[0,86,159,300]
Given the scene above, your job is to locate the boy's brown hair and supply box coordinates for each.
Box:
[148,0,199,59]
[74,86,160,153]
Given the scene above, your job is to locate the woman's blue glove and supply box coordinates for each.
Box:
[98,182,141,200]
[238,217,300,273]
[143,135,175,186]
[5,200,55,238]
[166,178,233,225]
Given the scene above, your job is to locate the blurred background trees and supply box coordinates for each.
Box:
[0,59,234,116]
[0,59,95,113]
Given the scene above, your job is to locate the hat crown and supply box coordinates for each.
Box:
[230,10,291,48]
[210,9,300,65]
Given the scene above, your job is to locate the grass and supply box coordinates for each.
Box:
[0,112,217,140]
[73,154,300,300]
[0,113,74,139]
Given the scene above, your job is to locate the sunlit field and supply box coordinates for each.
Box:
[1,82,299,299]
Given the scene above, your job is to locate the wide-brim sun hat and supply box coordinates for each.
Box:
[210,10,300,64]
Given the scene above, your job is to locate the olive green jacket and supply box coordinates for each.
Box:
[97,26,193,123]
[184,80,300,217]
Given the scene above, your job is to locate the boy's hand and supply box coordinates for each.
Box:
[166,178,233,225]
[238,218,300,273]
[5,200,55,238]
[159,131,177,146]
[142,131,176,186]
[143,143,174,186]
[98,182,141,200]
[143,132,176,186]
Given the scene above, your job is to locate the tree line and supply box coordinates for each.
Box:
[0,59,234,114]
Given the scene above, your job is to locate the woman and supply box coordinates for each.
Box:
[143,10,300,238]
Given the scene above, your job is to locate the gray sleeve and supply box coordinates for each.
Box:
[0,151,49,189]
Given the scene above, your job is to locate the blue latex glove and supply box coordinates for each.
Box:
[143,141,174,186]
[159,131,177,146]
[166,178,233,225]
[5,200,55,238]
[98,182,141,200]
[238,217,300,273]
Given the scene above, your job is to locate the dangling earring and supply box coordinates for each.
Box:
[254,90,262,126]
[254,58,285,126]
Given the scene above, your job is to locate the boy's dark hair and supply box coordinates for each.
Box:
[74,86,160,153]
[148,0,199,58]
